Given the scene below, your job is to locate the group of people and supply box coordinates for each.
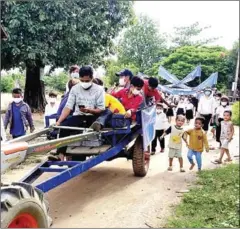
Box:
[2,66,234,171]
[152,87,234,172]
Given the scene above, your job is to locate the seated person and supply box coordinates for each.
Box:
[143,77,172,107]
[44,92,59,127]
[89,78,126,131]
[65,65,80,93]
[48,66,105,161]
[111,76,144,121]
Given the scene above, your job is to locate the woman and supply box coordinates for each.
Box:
[65,65,80,93]
[215,96,231,147]
[176,98,186,116]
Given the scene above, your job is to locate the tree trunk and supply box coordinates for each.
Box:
[24,64,47,113]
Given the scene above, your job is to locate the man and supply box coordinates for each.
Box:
[48,66,105,161]
[198,88,215,132]
[143,77,172,107]
[116,69,133,89]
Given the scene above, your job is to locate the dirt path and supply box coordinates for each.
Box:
[2,122,239,228]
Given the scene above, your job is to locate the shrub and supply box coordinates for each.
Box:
[0,76,15,92]
[232,101,240,126]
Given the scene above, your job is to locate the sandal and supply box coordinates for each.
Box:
[180,168,185,173]
[167,166,173,171]
[213,159,222,164]
[189,163,195,170]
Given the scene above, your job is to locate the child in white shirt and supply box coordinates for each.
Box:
[151,103,168,155]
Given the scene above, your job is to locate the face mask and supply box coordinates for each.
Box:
[157,109,163,113]
[119,78,126,86]
[81,82,92,89]
[49,98,56,103]
[204,91,211,96]
[221,101,227,106]
[132,88,140,95]
[13,98,23,103]
[70,72,79,79]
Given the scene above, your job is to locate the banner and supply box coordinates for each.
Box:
[158,66,180,84]
[195,72,218,91]
[173,65,201,86]
[141,106,156,151]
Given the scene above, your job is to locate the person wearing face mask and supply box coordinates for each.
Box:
[151,103,168,155]
[65,65,80,93]
[44,92,59,127]
[111,76,144,121]
[4,88,35,139]
[48,66,105,161]
[185,99,194,124]
[215,96,231,146]
[197,88,215,132]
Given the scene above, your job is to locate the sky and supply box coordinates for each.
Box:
[134,1,239,49]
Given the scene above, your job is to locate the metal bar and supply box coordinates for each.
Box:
[53,126,93,132]
[8,129,50,143]
[35,128,142,193]
[39,167,67,173]
[26,132,99,154]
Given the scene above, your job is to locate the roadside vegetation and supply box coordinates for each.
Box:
[167,164,239,228]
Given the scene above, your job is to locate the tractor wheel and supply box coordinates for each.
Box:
[1,182,51,228]
[132,135,150,177]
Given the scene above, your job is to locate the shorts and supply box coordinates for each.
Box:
[168,148,182,158]
[221,139,229,149]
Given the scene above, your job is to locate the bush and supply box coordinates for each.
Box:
[0,76,15,92]
[43,72,68,92]
[232,101,240,126]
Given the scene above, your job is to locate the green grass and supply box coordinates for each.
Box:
[232,101,240,126]
[167,164,239,228]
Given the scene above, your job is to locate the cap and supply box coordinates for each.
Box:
[115,69,133,79]
[220,95,229,101]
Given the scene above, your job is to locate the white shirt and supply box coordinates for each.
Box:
[44,103,59,126]
[177,102,186,113]
[198,96,215,115]
[215,105,231,119]
[185,102,194,110]
[155,111,168,130]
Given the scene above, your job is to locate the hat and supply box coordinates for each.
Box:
[204,87,212,92]
[220,95,229,101]
[115,69,133,79]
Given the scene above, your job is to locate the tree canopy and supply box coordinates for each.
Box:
[117,14,167,72]
[1,0,134,70]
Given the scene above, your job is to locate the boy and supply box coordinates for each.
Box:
[4,88,35,138]
[160,115,186,172]
[214,110,234,164]
[184,117,209,171]
[151,103,168,155]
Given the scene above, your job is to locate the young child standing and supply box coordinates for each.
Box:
[151,103,168,155]
[214,111,234,164]
[4,88,35,138]
[185,99,194,124]
[184,117,209,171]
[161,115,186,172]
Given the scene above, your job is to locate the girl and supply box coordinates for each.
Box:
[215,96,231,147]
[166,98,174,123]
[176,99,186,116]
[151,103,168,155]
[214,110,234,164]
[185,99,194,124]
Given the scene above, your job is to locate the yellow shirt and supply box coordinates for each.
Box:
[105,93,126,115]
[184,128,209,152]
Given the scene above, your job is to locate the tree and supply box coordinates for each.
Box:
[146,46,231,88]
[1,0,133,111]
[118,14,167,72]
[171,22,219,47]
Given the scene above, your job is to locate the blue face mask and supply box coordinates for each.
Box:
[204,91,211,96]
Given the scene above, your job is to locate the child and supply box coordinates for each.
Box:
[160,115,186,172]
[184,117,209,171]
[214,111,234,164]
[44,91,59,127]
[4,88,35,138]
[176,99,186,116]
[185,99,194,124]
[151,103,168,155]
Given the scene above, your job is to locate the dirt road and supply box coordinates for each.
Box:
[2,125,239,228]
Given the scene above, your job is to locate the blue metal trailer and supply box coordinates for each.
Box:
[1,107,156,228]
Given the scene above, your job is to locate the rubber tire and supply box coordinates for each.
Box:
[132,135,150,177]
[1,182,51,228]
